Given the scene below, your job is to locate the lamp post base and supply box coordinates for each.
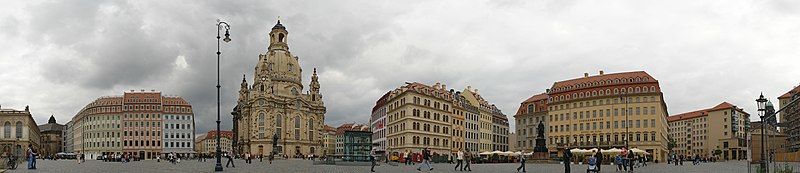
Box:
[215,164,223,171]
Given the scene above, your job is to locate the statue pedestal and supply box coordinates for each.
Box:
[531,152,548,160]
[534,138,547,152]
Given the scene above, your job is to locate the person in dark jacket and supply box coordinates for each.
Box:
[627,153,635,172]
[596,152,603,171]
[370,154,376,172]
[516,152,526,173]
[417,148,433,171]
[225,153,235,168]
[564,149,572,173]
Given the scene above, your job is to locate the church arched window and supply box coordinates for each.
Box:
[294,116,301,128]
[276,114,282,127]
[279,33,285,42]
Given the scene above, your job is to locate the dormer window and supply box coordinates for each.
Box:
[288,64,293,72]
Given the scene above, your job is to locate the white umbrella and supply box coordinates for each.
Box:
[501,151,515,156]
[479,151,492,155]
[630,148,650,155]
[602,148,622,154]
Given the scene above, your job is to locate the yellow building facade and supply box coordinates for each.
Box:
[543,71,670,162]
[383,82,508,156]
[667,102,749,160]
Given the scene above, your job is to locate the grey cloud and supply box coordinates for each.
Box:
[2,0,800,134]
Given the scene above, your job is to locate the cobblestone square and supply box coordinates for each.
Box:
[4,159,766,173]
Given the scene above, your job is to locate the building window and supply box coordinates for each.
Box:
[15,122,22,138]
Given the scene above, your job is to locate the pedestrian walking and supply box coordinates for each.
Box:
[596,152,603,171]
[693,154,699,165]
[245,152,251,164]
[615,155,623,171]
[464,150,472,172]
[26,145,37,169]
[416,148,433,171]
[370,153,377,172]
[269,153,274,164]
[564,149,572,173]
[404,150,411,165]
[641,156,647,166]
[516,151,526,173]
[225,153,235,168]
[260,154,263,162]
[454,149,464,171]
[627,152,635,172]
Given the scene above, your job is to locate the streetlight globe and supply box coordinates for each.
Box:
[223,30,232,42]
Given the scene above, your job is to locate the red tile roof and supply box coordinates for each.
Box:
[515,93,548,115]
[779,85,800,99]
[667,102,746,122]
[550,71,655,93]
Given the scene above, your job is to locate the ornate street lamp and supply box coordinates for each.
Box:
[756,93,768,173]
[214,19,231,172]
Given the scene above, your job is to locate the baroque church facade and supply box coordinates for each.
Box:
[233,20,326,157]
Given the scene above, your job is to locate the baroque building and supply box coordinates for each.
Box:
[0,106,42,157]
[234,20,326,158]
[38,115,65,158]
[541,71,670,162]
[70,90,195,159]
[379,82,508,157]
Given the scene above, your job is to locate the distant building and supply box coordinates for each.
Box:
[63,121,74,153]
[343,130,372,162]
[750,121,787,161]
[0,105,42,157]
[335,123,369,155]
[778,85,800,151]
[38,115,65,158]
[667,102,749,160]
[322,125,336,156]
[370,92,389,155]
[509,132,517,152]
[197,131,233,156]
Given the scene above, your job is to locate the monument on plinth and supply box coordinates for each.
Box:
[532,121,549,160]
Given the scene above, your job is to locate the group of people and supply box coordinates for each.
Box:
[560,147,648,173]
[612,147,647,172]
[669,154,716,166]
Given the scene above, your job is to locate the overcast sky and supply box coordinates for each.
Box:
[1,0,799,134]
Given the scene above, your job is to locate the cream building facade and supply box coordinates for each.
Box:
[196,131,233,155]
[514,93,548,152]
[234,20,326,158]
[0,106,42,157]
[381,82,509,156]
[543,71,670,162]
[70,90,194,159]
[667,102,749,160]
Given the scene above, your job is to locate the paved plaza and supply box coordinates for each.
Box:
[3,159,769,173]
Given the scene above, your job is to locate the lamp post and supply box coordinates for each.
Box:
[756,93,768,173]
[214,20,231,172]
[620,94,629,148]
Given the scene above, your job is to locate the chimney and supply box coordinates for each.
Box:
[584,73,589,77]
[599,70,604,75]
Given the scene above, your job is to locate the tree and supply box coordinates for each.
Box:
[667,137,677,152]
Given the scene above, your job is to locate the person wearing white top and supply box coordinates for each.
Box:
[454,149,464,171]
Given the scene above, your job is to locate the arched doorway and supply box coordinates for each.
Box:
[258,145,264,156]
[310,147,315,155]
[295,146,301,157]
